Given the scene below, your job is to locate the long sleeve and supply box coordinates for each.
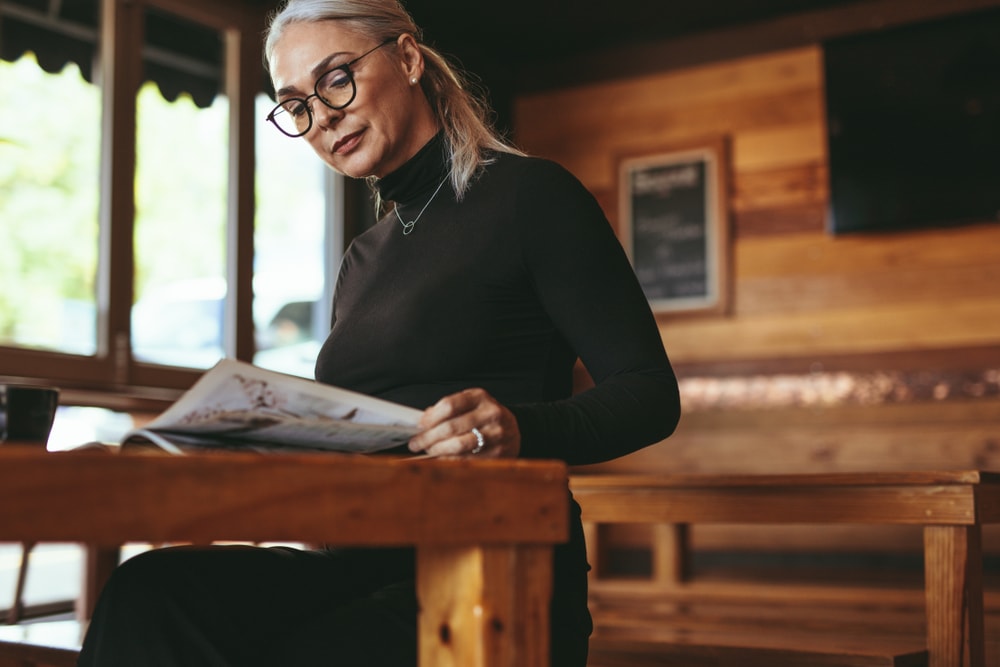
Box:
[506,159,681,465]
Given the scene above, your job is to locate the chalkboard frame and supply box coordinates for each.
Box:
[617,138,730,316]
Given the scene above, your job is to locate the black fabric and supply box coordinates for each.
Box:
[310,132,680,664]
[317,133,680,465]
[78,545,419,667]
[78,511,592,667]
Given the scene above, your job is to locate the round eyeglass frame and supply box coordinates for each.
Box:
[266,38,395,138]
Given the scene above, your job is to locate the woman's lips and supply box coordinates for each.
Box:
[332,130,363,155]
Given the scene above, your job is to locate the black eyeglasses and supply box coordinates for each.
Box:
[266,39,395,138]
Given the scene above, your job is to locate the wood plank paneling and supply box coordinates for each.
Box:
[517,48,823,143]
[736,224,1000,278]
[730,123,826,171]
[732,203,827,237]
[515,45,1000,367]
[737,263,1000,315]
[574,399,1000,477]
[517,48,823,193]
[731,163,828,212]
[661,298,1000,362]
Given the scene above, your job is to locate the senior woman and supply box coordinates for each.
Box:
[76,0,681,665]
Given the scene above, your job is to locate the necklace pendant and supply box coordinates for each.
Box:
[393,176,449,235]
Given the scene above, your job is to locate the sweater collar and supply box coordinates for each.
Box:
[376,132,449,206]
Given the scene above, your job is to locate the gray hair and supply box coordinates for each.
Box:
[264,0,524,202]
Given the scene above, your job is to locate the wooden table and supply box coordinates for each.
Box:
[0,447,569,667]
[570,470,1000,667]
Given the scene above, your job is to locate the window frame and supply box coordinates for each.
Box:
[0,0,266,411]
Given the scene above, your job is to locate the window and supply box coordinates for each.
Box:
[0,54,101,358]
[0,0,341,405]
[252,93,332,379]
[132,7,229,370]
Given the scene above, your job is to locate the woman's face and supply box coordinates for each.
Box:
[269,21,438,179]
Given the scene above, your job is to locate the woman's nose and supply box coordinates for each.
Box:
[311,100,344,131]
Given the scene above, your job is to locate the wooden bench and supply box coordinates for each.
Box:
[579,398,1000,557]
[570,471,1000,667]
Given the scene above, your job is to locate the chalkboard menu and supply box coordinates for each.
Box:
[618,144,727,314]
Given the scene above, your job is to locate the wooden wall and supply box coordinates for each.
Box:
[514,45,1000,372]
[513,44,1000,553]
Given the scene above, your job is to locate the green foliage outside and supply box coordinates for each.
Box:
[134,82,228,300]
[0,54,230,354]
[0,52,327,370]
[0,54,100,351]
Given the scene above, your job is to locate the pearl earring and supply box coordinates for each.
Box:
[410,77,418,85]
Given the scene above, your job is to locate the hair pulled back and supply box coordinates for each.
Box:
[264,0,523,201]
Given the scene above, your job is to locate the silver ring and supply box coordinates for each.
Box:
[470,427,485,455]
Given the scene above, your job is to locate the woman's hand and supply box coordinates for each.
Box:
[408,388,521,458]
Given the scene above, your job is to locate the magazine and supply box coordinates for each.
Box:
[121,358,421,455]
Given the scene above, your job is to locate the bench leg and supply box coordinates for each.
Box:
[584,522,690,584]
[652,523,690,585]
[924,524,984,667]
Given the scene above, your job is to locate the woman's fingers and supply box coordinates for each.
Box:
[409,389,520,458]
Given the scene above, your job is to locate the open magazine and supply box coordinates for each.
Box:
[121,359,422,455]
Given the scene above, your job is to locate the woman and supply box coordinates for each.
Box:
[77,0,681,665]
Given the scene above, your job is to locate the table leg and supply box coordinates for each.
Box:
[416,544,552,667]
[924,525,985,667]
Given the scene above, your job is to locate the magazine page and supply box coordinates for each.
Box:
[124,359,421,454]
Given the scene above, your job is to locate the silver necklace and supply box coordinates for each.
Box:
[394,177,448,235]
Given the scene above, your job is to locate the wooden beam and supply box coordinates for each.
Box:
[99,0,143,385]
[519,0,1000,92]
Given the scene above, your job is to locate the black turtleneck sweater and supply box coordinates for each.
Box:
[315,133,681,465]
[313,133,680,665]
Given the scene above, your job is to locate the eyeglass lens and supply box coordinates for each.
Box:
[270,69,356,137]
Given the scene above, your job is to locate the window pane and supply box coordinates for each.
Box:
[0,54,100,356]
[2,542,83,608]
[253,93,328,379]
[132,12,227,369]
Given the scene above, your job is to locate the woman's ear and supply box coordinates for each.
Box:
[395,33,424,83]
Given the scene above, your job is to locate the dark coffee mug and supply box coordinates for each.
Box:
[0,385,60,444]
